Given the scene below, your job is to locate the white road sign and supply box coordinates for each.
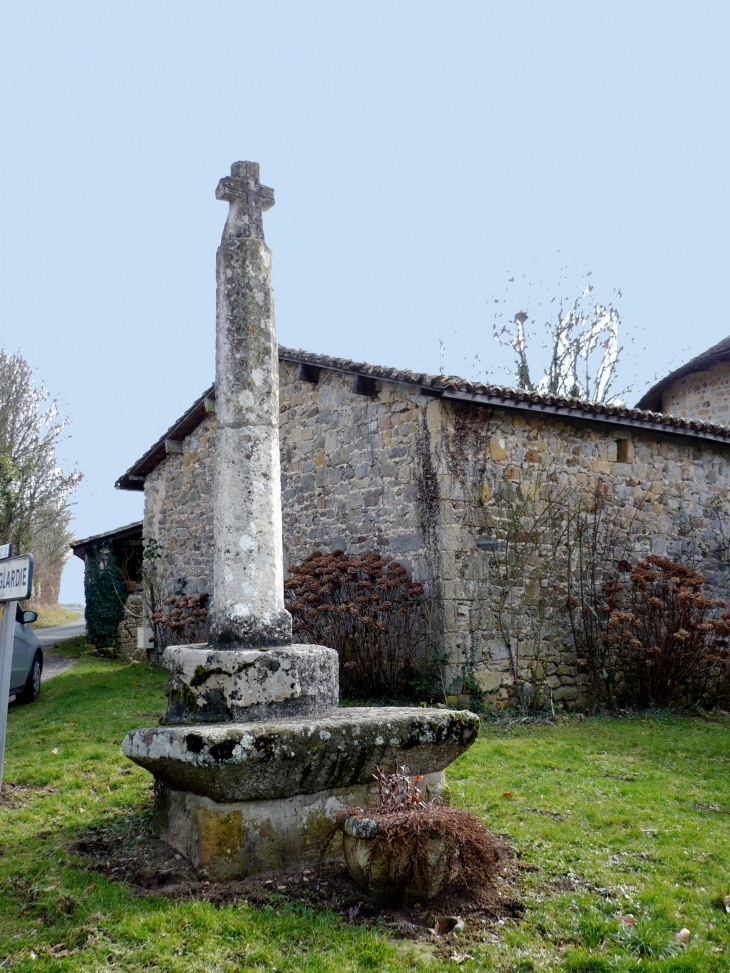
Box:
[0,554,33,602]
[0,544,12,560]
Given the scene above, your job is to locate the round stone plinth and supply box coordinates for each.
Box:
[122,707,479,803]
[162,643,339,724]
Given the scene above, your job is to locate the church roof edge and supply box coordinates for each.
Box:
[115,347,730,491]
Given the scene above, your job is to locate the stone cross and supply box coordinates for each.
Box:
[209,161,293,647]
[215,161,275,242]
[122,163,475,882]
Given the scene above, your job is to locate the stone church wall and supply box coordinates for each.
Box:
[278,360,432,579]
[427,400,730,706]
[144,361,433,599]
[143,363,730,708]
[144,417,215,595]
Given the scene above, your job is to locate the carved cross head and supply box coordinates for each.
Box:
[216,161,275,241]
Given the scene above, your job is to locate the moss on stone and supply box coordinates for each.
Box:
[169,681,198,714]
[190,665,225,688]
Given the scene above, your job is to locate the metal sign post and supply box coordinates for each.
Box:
[0,552,33,789]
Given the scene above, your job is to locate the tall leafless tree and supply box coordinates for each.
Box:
[0,350,81,602]
[491,277,627,403]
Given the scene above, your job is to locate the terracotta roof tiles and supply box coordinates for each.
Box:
[115,346,730,491]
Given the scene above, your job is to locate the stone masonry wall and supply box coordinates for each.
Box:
[144,417,215,595]
[662,361,730,424]
[278,361,433,580]
[427,399,730,707]
[144,363,434,600]
[117,593,145,661]
[143,364,730,709]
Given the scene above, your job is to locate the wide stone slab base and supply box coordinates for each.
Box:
[123,707,479,803]
[154,772,446,879]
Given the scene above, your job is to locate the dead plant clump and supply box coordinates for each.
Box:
[150,592,209,649]
[338,763,502,905]
[342,804,502,905]
[570,554,730,708]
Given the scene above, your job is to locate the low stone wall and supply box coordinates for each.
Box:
[117,593,145,661]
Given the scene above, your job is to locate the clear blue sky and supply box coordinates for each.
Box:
[1,1,728,602]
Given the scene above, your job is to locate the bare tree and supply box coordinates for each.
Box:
[0,350,81,599]
[491,277,627,403]
[31,510,74,604]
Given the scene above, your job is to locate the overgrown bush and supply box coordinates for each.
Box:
[150,592,209,650]
[569,555,730,708]
[84,543,127,651]
[284,550,441,700]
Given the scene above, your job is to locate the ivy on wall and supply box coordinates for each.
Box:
[85,542,127,649]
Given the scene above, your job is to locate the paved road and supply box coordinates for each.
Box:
[35,611,86,648]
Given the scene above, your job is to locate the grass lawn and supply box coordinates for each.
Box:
[1,651,730,972]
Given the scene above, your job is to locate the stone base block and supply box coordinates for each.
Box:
[162,642,339,723]
[154,772,446,880]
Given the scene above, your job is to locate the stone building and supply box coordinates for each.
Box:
[71,522,146,658]
[111,344,730,707]
[637,335,730,424]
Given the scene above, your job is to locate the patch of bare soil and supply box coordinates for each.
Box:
[0,782,55,809]
[41,655,80,682]
[71,816,525,947]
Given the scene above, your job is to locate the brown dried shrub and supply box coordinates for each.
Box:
[571,555,730,707]
[151,592,209,650]
[284,550,440,700]
[338,764,500,905]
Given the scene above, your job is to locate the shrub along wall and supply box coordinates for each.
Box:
[285,550,442,701]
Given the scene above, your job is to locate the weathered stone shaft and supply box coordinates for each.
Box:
[209,162,292,647]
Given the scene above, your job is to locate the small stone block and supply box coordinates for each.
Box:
[474,670,502,693]
[489,437,507,461]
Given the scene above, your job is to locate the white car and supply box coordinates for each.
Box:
[9,606,42,703]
